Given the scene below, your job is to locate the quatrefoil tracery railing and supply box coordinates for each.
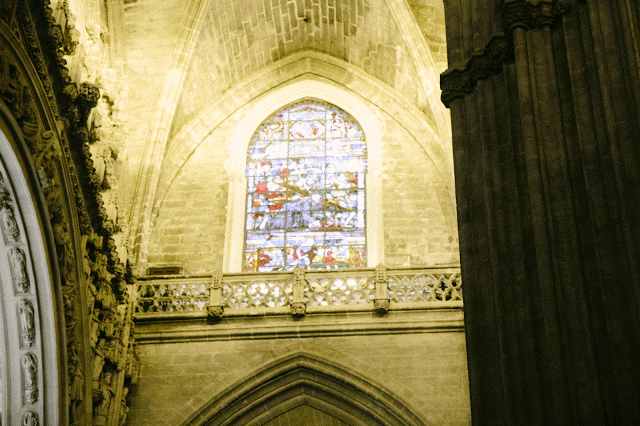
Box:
[133,265,462,318]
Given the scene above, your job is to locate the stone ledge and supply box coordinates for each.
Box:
[134,307,464,344]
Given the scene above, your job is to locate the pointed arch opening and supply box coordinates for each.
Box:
[243,98,367,272]
[181,352,429,426]
[222,79,387,273]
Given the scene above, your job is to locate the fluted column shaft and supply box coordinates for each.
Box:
[442,0,640,424]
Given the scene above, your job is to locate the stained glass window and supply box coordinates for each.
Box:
[243,99,367,272]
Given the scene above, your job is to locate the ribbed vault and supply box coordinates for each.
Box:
[180,352,430,426]
[123,0,450,269]
[171,0,445,138]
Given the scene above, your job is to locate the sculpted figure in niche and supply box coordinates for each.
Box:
[0,204,20,242]
[22,411,39,426]
[70,363,84,425]
[54,221,75,286]
[90,308,100,349]
[92,338,106,391]
[93,372,114,426]
[9,247,30,292]
[68,341,85,425]
[2,65,24,119]
[87,278,97,316]
[21,353,38,403]
[63,293,77,334]
[18,299,35,347]
[97,281,113,309]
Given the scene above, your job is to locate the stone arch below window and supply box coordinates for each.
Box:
[179,352,429,426]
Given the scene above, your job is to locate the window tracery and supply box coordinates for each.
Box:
[243,99,367,272]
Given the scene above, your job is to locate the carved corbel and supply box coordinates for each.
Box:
[207,270,224,320]
[373,264,391,314]
[75,81,100,124]
[290,268,307,317]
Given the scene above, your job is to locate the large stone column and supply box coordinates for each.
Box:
[441,0,640,424]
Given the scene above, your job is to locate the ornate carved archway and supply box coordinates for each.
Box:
[0,89,64,426]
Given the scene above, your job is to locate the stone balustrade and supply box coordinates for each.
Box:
[133,265,462,319]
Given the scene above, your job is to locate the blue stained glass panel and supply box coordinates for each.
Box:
[244,99,367,271]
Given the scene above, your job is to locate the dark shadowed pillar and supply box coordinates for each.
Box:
[441,0,640,424]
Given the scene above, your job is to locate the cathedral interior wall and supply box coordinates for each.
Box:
[128,325,470,426]
[145,91,458,274]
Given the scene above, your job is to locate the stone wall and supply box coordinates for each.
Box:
[406,0,447,71]
[147,145,229,273]
[127,312,470,425]
[381,117,458,266]
[145,92,458,274]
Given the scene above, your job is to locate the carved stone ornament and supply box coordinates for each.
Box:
[77,81,100,121]
[207,305,224,320]
[18,299,36,347]
[21,353,38,404]
[440,35,513,108]
[290,301,307,317]
[93,372,115,426]
[22,411,39,426]
[441,1,572,108]
[1,204,20,242]
[9,247,30,293]
[374,298,390,314]
[503,0,572,35]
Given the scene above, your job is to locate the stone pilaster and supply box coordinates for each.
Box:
[442,0,640,424]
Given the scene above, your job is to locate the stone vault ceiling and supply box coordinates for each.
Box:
[122,0,449,263]
[172,0,447,138]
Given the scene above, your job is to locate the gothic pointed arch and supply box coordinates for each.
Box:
[243,98,368,272]
[181,352,430,426]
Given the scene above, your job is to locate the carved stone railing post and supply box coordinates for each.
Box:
[373,264,390,314]
[290,268,307,317]
[206,270,224,320]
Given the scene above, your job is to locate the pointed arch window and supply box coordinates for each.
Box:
[243,99,367,272]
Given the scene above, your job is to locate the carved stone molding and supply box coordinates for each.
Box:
[290,268,307,317]
[441,0,572,107]
[503,0,572,35]
[441,35,513,108]
[0,3,136,424]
